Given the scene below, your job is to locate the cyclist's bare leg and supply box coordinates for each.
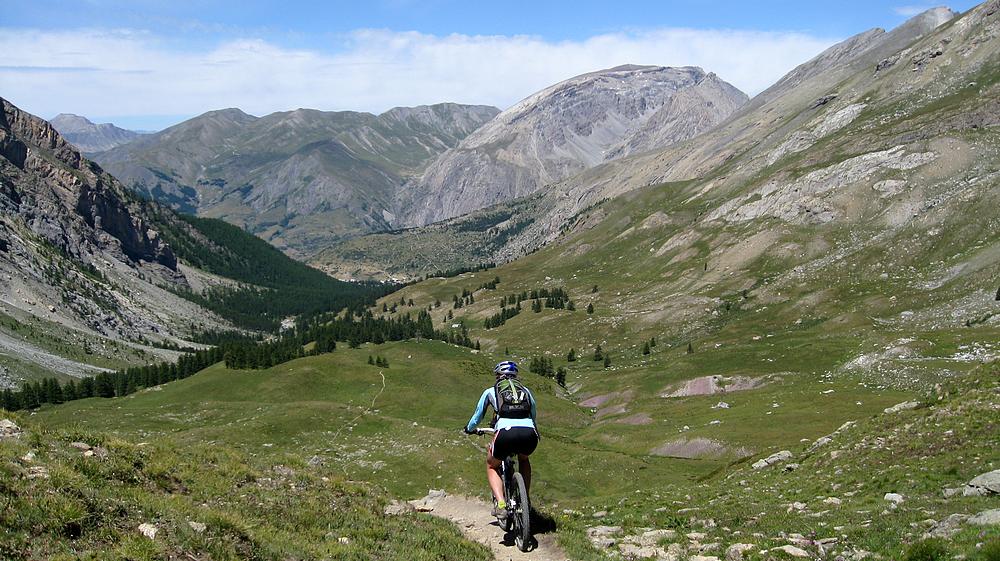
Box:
[486,454,505,504]
[518,453,531,493]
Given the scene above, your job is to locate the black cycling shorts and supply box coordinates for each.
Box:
[491,427,539,459]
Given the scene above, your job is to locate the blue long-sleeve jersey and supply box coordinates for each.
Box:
[466,386,537,432]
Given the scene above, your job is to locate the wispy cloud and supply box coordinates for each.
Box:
[893,5,934,16]
[0,27,838,129]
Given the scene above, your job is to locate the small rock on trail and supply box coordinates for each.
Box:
[409,490,567,561]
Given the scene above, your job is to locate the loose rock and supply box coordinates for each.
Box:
[771,545,811,558]
[138,523,158,540]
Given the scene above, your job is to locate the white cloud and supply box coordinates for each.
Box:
[893,5,933,16]
[0,27,838,128]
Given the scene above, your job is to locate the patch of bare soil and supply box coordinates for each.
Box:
[660,375,768,398]
[409,491,567,561]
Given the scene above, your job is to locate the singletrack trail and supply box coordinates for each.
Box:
[410,492,568,561]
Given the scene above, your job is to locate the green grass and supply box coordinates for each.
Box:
[0,412,489,561]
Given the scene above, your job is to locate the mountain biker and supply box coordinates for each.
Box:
[464,360,538,522]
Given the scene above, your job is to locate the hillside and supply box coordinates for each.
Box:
[0,98,375,388]
[393,65,747,228]
[0,414,488,560]
[95,103,500,257]
[50,113,146,154]
[318,6,980,280]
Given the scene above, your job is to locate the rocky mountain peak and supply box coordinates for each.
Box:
[49,112,145,154]
[393,65,747,228]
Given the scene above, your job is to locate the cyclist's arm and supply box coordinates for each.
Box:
[465,389,492,432]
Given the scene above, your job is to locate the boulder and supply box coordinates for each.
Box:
[0,419,22,439]
[726,543,755,561]
[752,450,793,469]
[968,508,1000,526]
[883,401,919,414]
[883,493,904,504]
[925,513,969,538]
[966,469,1000,494]
[187,521,207,533]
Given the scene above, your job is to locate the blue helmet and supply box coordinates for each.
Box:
[493,360,518,378]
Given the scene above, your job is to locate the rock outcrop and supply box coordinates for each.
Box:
[2,98,176,270]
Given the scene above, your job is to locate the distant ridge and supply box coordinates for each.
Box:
[49,113,146,154]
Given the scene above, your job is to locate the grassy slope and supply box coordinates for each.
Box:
[0,413,488,561]
[36,341,718,506]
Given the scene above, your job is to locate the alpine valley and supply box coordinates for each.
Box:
[0,3,998,561]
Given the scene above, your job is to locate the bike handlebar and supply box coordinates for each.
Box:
[466,427,496,435]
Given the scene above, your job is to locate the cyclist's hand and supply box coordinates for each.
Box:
[463,427,473,434]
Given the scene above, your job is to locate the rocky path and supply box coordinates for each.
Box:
[410,491,568,561]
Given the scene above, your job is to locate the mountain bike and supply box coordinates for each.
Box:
[470,427,532,552]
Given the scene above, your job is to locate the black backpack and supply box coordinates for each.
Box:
[494,377,532,419]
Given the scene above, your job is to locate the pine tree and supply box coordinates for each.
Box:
[587,303,595,314]
[996,286,1000,301]
[567,301,575,311]
[368,355,375,365]
[532,299,542,313]
[593,345,603,361]
[408,298,414,306]
[592,285,599,293]
[567,348,577,362]
[687,342,694,354]
[555,368,566,388]
[603,354,611,368]
[650,337,657,347]
[475,340,481,350]
[642,342,651,355]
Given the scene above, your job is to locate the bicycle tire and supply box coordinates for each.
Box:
[511,472,531,552]
[502,462,514,532]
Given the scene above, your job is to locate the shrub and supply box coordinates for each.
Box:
[902,539,948,561]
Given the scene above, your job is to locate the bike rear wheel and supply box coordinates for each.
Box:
[511,472,531,552]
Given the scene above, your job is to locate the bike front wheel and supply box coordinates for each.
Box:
[511,472,531,552]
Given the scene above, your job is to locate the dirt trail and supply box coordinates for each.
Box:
[410,492,568,561]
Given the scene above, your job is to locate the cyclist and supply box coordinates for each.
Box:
[464,360,539,522]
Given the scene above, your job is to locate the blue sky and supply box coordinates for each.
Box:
[0,1,979,130]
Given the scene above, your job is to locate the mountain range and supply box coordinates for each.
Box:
[318,6,981,279]
[90,67,746,258]
[93,104,500,257]
[49,113,146,154]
